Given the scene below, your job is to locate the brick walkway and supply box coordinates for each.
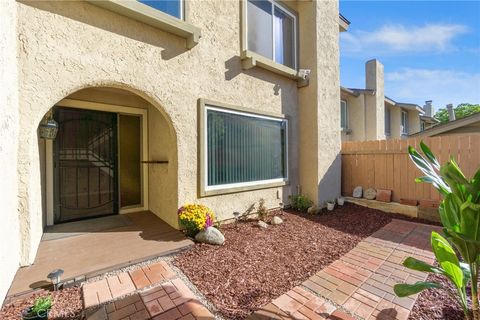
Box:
[84,261,214,320]
[249,219,439,320]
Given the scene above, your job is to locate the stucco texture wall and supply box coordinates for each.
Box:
[15,0,321,264]
[0,0,20,303]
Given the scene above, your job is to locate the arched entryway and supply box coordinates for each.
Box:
[38,86,178,228]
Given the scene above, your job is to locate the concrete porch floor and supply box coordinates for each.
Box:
[7,211,193,298]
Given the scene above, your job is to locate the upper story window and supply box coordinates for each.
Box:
[385,107,391,135]
[340,100,348,129]
[421,121,425,131]
[401,110,409,135]
[138,0,183,19]
[246,0,297,69]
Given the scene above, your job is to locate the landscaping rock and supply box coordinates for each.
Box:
[364,188,377,200]
[271,216,283,225]
[307,205,320,214]
[257,221,268,229]
[376,189,392,202]
[195,227,225,245]
[352,186,363,198]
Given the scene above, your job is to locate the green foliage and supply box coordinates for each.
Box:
[289,194,313,212]
[257,198,268,221]
[31,296,53,315]
[394,141,480,319]
[434,103,480,123]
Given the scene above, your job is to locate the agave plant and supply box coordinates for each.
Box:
[393,141,480,320]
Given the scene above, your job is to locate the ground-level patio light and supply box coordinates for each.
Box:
[47,269,64,291]
[38,109,58,140]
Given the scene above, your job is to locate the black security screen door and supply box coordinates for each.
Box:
[54,108,118,223]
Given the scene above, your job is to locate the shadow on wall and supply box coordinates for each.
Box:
[318,153,342,206]
[20,0,187,60]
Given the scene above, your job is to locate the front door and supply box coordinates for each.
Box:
[54,108,118,223]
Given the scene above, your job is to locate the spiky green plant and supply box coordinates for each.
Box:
[393,141,480,320]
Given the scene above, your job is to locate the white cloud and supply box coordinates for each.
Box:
[385,68,480,108]
[341,23,469,54]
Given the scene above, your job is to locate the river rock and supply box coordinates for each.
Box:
[258,221,268,229]
[271,216,283,225]
[195,227,225,245]
[364,188,377,200]
[352,186,363,198]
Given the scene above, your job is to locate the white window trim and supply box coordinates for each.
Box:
[340,100,348,129]
[244,0,298,70]
[45,99,149,226]
[199,100,289,197]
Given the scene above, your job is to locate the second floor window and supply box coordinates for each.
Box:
[139,0,183,19]
[401,110,409,135]
[246,0,297,69]
[340,100,348,129]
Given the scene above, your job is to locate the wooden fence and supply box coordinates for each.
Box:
[341,134,480,203]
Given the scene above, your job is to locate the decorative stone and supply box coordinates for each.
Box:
[257,221,268,229]
[271,216,283,225]
[307,205,320,215]
[364,188,377,200]
[195,227,225,245]
[352,186,363,198]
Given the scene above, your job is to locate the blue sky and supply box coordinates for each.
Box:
[340,1,480,112]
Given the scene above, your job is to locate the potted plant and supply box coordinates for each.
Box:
[326,200,335,211]
[22,296,52,320]
[337,197,345,206]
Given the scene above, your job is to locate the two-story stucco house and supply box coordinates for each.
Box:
[340,59,429,141]
[0,0,348,302]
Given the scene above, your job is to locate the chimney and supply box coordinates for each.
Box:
[365,59,385,140]
[423,100,433,117]
[446,104,456,121]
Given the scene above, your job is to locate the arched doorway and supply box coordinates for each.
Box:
[39,87,177,227]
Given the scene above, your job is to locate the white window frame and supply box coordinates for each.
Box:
[340,100,348,129]
[385,107,391,135]
[401,110,408,135]
[138,0,184,20]
[245,0,298,70]
[200,100,289,196]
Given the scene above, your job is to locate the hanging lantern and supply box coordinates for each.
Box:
[39,110,58,140]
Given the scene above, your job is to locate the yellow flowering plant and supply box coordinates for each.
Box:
[177,204,215,236]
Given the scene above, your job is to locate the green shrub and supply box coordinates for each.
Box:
[289,194,313,212]
[393,142,480,320]
[32,296,52,315]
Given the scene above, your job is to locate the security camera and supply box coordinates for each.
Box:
[297,69,311,80]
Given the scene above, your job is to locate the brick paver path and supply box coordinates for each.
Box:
[249,219,439,320]
[84,262,214,320]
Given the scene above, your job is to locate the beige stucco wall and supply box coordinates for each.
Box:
[0,0,20,304]
[298,0,341,205]
[408,109,421,135]
[340,92,366,142]
[12,0,343,268]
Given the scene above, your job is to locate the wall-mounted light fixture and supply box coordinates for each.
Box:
[39,109,58,140]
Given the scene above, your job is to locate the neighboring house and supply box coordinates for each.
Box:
[0,0,347,302]
[340,59,425,141]
[411,112,480,137]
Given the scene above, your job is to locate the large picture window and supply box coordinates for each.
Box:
[201,103,288,194]
[138,0,183,19]
[246,0,297,69]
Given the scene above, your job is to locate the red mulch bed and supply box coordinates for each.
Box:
[0,287,82,320]
[174,203,434,319]
[409,273,464,320]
